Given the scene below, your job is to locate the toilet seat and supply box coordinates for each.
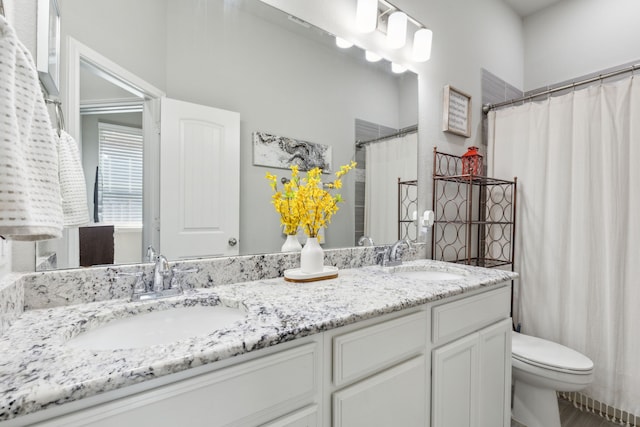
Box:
[512,331,594,374]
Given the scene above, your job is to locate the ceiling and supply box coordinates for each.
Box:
[503,0,564,17]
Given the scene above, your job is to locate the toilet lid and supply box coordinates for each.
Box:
[512,331,594,372]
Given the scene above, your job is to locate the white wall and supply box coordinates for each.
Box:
[523,0,640,90]
[58,0,167,92]
[114,228,143,264]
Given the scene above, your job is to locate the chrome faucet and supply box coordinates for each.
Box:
[390,238,412,262]
[358,235,375,246]
[378,238,412,267]
[118,254,198,301]
[153,254,170,292]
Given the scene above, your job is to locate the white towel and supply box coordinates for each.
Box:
[56,130,89,227]
[0,15,63,241]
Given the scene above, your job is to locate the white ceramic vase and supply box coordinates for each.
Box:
[281,234,302,252]
[300,237,324,273]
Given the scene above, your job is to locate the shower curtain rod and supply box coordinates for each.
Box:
[355,124,418,148]
[482,63,640,114]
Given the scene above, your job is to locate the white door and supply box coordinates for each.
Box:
[160,98,240,259]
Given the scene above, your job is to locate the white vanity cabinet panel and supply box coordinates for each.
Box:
[332,356,427,427]
[432,332,480,427]
[478,318,512,427]
[430,287,512,427]
[260,405,318,427]
[332,311,427,387]
[431,285,510,345]
[33,342,320,427]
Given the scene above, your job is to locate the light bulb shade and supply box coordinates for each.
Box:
[412,28,433,62]
[391,62,407,73]
[387,11,407,49]
[365,50,382,62]
[356,0,378,33]
[335,36,354,49]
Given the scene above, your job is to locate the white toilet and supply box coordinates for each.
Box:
[511,331,594,427]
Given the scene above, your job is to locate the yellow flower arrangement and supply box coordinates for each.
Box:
[266,161,357,238]
[266,165,301,235]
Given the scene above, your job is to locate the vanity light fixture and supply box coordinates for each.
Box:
[365,50,382,62]
[356,0,378,33]
[391,62,407,73]
[335,36,354,48]
[386,11,407,49]
[342,0,434,71]
[412,28,433,62]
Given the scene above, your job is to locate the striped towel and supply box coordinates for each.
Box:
[56,130,89,227]
[0,15,63,240]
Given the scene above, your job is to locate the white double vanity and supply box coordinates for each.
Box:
[0,251,516,427]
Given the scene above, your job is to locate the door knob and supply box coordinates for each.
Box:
[228,237,238,246]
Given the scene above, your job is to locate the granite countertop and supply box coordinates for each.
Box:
[0,259,517,423]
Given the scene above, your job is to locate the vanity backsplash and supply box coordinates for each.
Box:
[0,244,427,335]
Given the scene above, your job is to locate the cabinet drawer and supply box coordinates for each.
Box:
[261,405,318,427]
[34,342,319,427]
[333,311,427,387]
[432,286,510,346]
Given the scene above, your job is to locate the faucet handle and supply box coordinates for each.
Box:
[170,267,199,290]
[358,235,375,246]
[117,271,147,296]
[146,245,157,262]
[376,246,391,266]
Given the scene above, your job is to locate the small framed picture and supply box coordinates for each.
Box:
[36,0,61,96]
[442,85,471,138]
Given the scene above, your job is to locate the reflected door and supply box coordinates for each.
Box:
[160,98,240,259]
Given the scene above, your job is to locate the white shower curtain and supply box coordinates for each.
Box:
[365,133,417,244]
[488,76,640,415]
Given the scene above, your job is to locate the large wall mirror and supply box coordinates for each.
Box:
[37,0,419,270]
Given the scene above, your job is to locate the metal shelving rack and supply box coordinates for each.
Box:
[398,178,418,242]
[431,148,517,270]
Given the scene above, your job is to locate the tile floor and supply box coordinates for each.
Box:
[511,397,627,427]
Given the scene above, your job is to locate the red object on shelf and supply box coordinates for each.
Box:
[461,146,483,175]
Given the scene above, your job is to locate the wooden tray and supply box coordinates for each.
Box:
[284,266,339,283]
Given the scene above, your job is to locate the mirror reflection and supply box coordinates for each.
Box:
[37,0,418,271]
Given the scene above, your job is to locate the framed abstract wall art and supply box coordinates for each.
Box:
[253,131,332,172]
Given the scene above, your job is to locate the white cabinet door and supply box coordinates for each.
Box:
[478,318,512,427]
[332,356,427,427]
[432,333,479,427]
[160,97,240,259]
[432,318,512,427]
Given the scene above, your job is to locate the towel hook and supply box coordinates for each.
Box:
[44,98,65,137]
[55,102,65,137]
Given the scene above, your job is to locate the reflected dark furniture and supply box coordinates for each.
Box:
[79,225,114,267]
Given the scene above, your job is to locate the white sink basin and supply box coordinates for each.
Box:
[393,270,465,281]
[66,305,246,350]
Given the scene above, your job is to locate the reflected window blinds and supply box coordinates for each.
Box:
[97,122,143,227]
